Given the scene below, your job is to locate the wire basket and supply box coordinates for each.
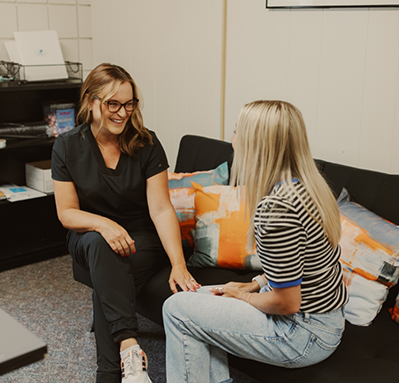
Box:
[0,61,21,79]
[0,61,82,83]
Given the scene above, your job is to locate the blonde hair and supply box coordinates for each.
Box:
[230,100,341,250]
[77,63,152,156]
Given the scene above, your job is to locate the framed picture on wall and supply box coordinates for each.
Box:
[266,0,399,7]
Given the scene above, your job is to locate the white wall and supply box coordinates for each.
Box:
[91,0,399,173]
[2,0,398,174]
[225,1,399,174]
[92,0,224,170]
[0,0,93,79]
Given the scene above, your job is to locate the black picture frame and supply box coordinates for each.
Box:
[266,0,399,8]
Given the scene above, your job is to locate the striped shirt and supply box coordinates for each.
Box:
[254,181,348,313]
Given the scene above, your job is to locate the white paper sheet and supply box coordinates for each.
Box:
[13,30,68,81]
[4,41,21,63]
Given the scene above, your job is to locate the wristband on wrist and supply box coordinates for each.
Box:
[252,274,266,289]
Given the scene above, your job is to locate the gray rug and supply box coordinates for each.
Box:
[0,255,259,383]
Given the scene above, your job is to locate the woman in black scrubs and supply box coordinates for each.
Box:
[51,63,199,383]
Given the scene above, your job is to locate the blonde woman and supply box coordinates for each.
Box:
[52,63,199,383]
[163,100,348,383]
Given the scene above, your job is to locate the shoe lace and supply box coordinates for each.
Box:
[123,349,146,377]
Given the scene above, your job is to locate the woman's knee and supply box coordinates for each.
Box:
[69,230,108,253]
[163,292,189,322]
[70,231,113,267]
[82,232,115,260]
[84,231,108,249]
[163,293,178,319]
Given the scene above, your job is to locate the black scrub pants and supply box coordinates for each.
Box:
[67,229,169,383]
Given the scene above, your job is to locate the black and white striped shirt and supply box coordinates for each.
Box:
[255,180,348,313]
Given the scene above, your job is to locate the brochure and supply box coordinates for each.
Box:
[0,184,46,202]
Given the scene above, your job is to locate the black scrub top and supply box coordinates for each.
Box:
[51,123,169,232]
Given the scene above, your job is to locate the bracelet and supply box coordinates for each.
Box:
[238,291,245,301]
[252,275,267,289]
[246,293,254,304]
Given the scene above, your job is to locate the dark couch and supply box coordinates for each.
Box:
[73,134,399,383]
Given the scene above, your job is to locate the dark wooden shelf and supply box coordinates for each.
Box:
[0,82,80,271]
[0,81,81,124]
[0,79,82,92]
[0,194,68,272]
[0,137,55,152]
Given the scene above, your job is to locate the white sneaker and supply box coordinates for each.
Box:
[120,346,152,383]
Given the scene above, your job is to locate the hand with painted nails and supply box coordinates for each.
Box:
[169,264,201,294]
[98,217,136,257]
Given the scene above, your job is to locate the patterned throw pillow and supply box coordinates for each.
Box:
[168,162,229,246]
[187,183,262,270]
[338,188,399,326]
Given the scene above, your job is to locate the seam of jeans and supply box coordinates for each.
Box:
[282,333,317,367]
[294,313,345,335]
[181,317,295,342]
[314,335,342,351]
[179,321,190,383]
[305,322,344,335]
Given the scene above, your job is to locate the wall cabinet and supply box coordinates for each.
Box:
[0,81,81,271]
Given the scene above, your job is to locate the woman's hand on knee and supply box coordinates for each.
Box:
[169,264,200,294]
[224,281,260,293]
[208,284,241,298]
[208,280,260,298]
[97,218,136,257]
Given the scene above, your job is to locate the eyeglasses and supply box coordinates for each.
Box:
[93,96,139,113]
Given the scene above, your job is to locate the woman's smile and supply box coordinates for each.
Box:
[91,81,133,137]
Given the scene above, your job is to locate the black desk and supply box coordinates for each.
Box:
[0,307,47,375]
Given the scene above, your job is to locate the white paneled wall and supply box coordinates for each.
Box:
[1,0,398,174]
[0,0,93,78]
[92,0,224,170]
[225,1,399,174]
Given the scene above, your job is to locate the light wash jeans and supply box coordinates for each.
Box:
[162,285,345,383]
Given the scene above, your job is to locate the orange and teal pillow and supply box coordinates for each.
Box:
[187,183,262,270]
[168,162,229,246]
[168,161,228,189]
[338,188,399,326]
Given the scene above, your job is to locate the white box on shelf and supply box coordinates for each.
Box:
[25,160,53,193]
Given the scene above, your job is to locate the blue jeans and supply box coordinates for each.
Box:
[163,286,345,383]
